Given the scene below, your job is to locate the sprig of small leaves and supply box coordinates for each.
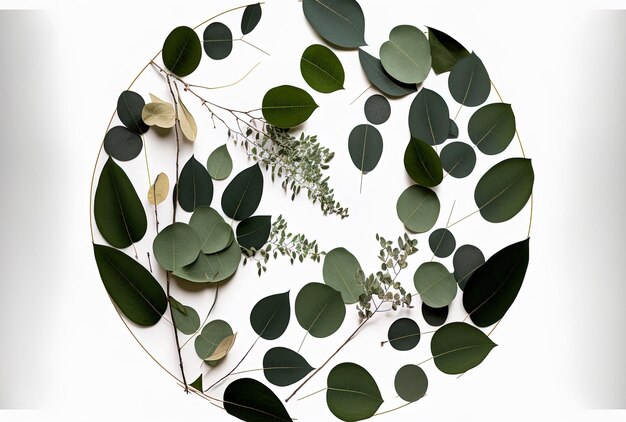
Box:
[356,233,418,319]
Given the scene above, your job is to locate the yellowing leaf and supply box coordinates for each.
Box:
[150,93,169,104]
[147,172,169,205]
[142,93,175,128]
[204,333,237,363]
[178,97,197,141]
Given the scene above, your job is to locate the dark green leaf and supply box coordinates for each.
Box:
[326,363,383,421]
[241,3,262,35]
[431,322,496,374]
[323,247,364,304]
[263,347,314,387]
[380,25,431,84]
[207,144,233,180]
[295,282,345,338]
[348,124,383,173]
[453,244,484,290]
[404,137,443,187]
[468,103,516,155]
[440,141,476,178]
[250,291,290,340]
[387,318,420,351]
[463,239,529,327]
[169,296,200,335]
[203,22,233,60]
[162,26,202,77]
[302,0,366,48]
[394,365,428,402]
[189,206,232,254]
[190,374,203,391]
[237,215,272,251]
[221,163,264,221]
[224,378,292,421]
[396,185,440,233]
[178,155,213,213]
[364,94,390,125]
[94,158,147,248]
[93,244,167,326]
[173,239,240,283]
[474,158,534,223]
[194,319,233,361]
[448,52,491,107]
[301,44,345,93]
[414,262,457,308]
[408,88,450,145]
[427,27,470,75]
[153,222,201,271]
[428,228,456,258]
[358,49,416,97]
[448,119,459,139]
[421,303,448,327]
[117,90,149,134]
[262,85,318,128]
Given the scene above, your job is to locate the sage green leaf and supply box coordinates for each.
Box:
[474,158,534,223]
[448,119,459,139]
[117,90,149,134]
[189,206,232,254]
[224,378,292,421]
[94,158,147,248]
[422,303,448,327]
[396,185,440,233]
[431,322,496,374]
[302,0,366,48]
[427,27,470,75]
[453,244,485,290]
[162,26,202,77]
[93,244,167,326]
[262,85,318,128]
[394,365,428,402]
[440,142,476,178]
[301,44,345,93]
[348,124,383,173]
[241,3,262,35]
[364,95,390,125]
[203,22,233,60]
[463,238,529,327]
[380,25,431,84]
[468,103,516,155]
[404,137,443,187]
[358,49,416,97]
[408,88,450,145]
[323,247,364,304]
[190,375,203,391]
[414,262,457,308]
[429,228,456,258]
[178,155,213,213]
[207,144,233,180]
[194,319,233,362]
[169,296,200,335]
[387,318,420,351]
[221,163,264,221]
[153,222,201,271]
[104,126,142,162]
[326,363,383,422]
[295,282,345,338]
[173,239,240,283]
[448,52,491,107]
[236,215,271,251]
[263,347,314,387]
[250,291,290,340]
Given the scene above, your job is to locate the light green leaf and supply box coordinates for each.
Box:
[189,206,232,254]
[207,144,233,180]
[380,25,431,84]
[195,319,233,363]
[173,239,240,283]
[322,248,364,304]
[414,262,457,308]
[153,222,201,271]
[358,49,416,97]
[295,282,345,338]
[169,296,201,335]
[396,185,440,233]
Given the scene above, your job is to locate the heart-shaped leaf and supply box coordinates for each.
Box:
[147,172,169,205]
[408,88,450,146]
[323,247,364,304]
[262,85,318,128]
[440,141,476,179]
[427,27,470,75]
[394,364,428,402]
[468,103,516,155]
[263,347,314,386]
[169,296,201,335]
[431,322,496,374]
[448,52,491,107]
[162,26,202,77]
[203,22,233,60]
[404,137,443,187]
[250,291,290,340]
[153,222,201,271]
[326,363,383,421]
[221,163,264,221]
[178,155,213,213]
[207,144,233,180]
[301,44,345,93]
[387,318,420,351]
[302,0,366,48]
[104,126,143,162]
[396,185,440,233]
[241,3,262,35]
[236,215,272,251]
[117,90,149,134]
[348,124,383,173]
[358,49,416,97]
[189,206,232,254]
[380,25,431,84]
[295,282,345,338]
[224,378,293,421]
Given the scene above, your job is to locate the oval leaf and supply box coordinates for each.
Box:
[178,155,214,213]
[250,291,290,340]
[358,49,416,97]
[301,44,345,93]
[429,228,456,258]
[468,103,516,155]
[448,52,491,107]
[205,333,237,363]
[195,319,233,362]
[241,3,262,35]
[440,141,476,178]
[203,22,233,60]
[117,90,149,134]
[147,172,169,205]
[189,206,232,254]
[237,215,272,251]
[263,347,314,387]
[422,303,448,327]
[221,163,264,221]
[178,97,197,141]
[431,322,497,374]
[224,378,292,421]
[323,247,364,304]
[387,318,420,351]
[162,26,202,77]
[364,94,390,125]
[404,137,443,187]
[474,158,534,223]
[302,0,366,48]
[326,363,383,421]
[295,282,346,338]
[427,27,470,75]
[380,25,431,84]
[169,296,201,335]
[173,240,241,283]
[207,144,233,180]
[408,88,450,146]
[453,244,485,290]
[142,96,175,128]
[394,364,428,402]
[94,158,147,248]
[463,238,529,327]
[262,85,318,128]
[414,262,457,308]
[104,126,143,162]
[348,124,383,173]
[396,185,440,233]
[93,244,167,326]
[153,222,201,271]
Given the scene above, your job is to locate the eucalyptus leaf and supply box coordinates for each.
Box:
[474,158,534,223]
[203,22,233,60]
[173,240,240,283]
[207,144,233,180]
[236,215,271,251]
[302,0,366,48]
[448,52,491,107]
[189,206,232,254]
[427,27,470,75]
[221,163,264,221]
[169,296,200,335]
[142,95,175,128]
[440,141,476,178]
[190,375,203,391]
[326,363,383,422]
[241,3,262,35]
[178,156,213,212]
[463,238,529,327]
[178,97,197,141]
[348,124,383,173]
[162,26,202,77]
[414,262,457,308]
[153,222,201,271]
[408,88,450,145]
[250,291,290,340]
[205,333,237,363]
[262,85,318,128]
[431,322,496,374]
[295,282,345,338]
[147,172,169,205]
[94,158,147,248]
[453,244,485,290]
[263,347,314,386]
[93,244,167,326]
[429,228,456,258]
[104,126,143,162]
[224,378,293,422]
[323,247,364,304]
[396,185,440,233]
[468,103,516,155]
[195,319,233,362]
[358,49,416,97]
[404,137,443,187]
[117,90,149,134]
[380,25,431,84]
[394,365,428,402]
[387,318,420,351]
[301,44,345,93]
[448,119,459,139]
[364,95,390,125]
[421,303,448,327]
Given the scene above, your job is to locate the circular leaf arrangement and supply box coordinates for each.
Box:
[90,2,534,421]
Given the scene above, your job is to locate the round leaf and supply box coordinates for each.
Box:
[427,27,470,75]
[326,363,383,422]
[421,303,448,327]
[263,347,314,387]
[429,228,456,258]
[322,247,364,304]
[396,185,440,233]
[203,22,233,60]
[169,296,201,335]
[404,137,443,187]
[241,3,262,35]
[302,0,366,48]
[448,119,459,139]
[364,95,390,125]
[358,49,416,97]
[474,158,534,223]
[250,291,290,340]
[153,222,201,271]
[221,163,264,221]
[448,52,491,107]
[173,239,240,283]
[194,319,233,361]
[147,172,169,205]
[408,88,450,145]
[117,90,149,134]
[237,215,272,251]
[440,141,476,178]
[301,44,345,93]
[224,378,293,422]
[162,26,202,77]
[178,155,213,212]
[394,365,428,402]
[380,25,431,84]
[207,144,233,180]
[295,282,346,338]
[262,85,318,128]
[189,206,232,254]
[348,124,383,173]
[387,318,420,351]
[103,126,143,162]
[431,322,497,374]
[453,244,485,290]
[468,103,516,155]
[414,262,457,308]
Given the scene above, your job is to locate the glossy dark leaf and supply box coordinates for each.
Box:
[250,291,290,340]
[207,144,233,180]
[94,158,147,248]
[263,347,314,386]
[203,22,233,60]
[448,52,491,107]
[262,85,318,128]
[358,49,416,97]
[178,156,213,212]
[224,378,292,421]
[348,124,383,173]
[153,223,201,271]
[105,124,143,162]
[421,303,448,327]
[364,94,390,125]
[295,282,345,338]
[429,228,456,258]
[404,137,443,187]
[195,319,233,362]
[169,296,200,335]
[301,44,345,93]
[394,364,428,402]
[93,244,167,326]
[189,206,232,254]
[387,318,420,351]
[117,90,149,134]
[396,185,440,233]
[380,25,431,84]
[241,3,262,35]
[236,215,271,251]
[448,119,459,139]
[326,363,383,421]
[302,0,366,48]
[427,27,470,75]
[323,247,364,304]
[440,141,476,178]
[162,26,202,77]
[431,322,496,374]
[463,239,529,327]
[453,244,485,290]
[190,375,203,391]
[468,103,516,155]
[221,163,264,221]
[408,88,450,145]
[414,262,457,308]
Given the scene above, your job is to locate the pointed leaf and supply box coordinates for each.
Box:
[295,282,345,338]
[195,319,233,362]
[203,22,233,60]
[263,347,314,386]
[104,126,143,162]
[190,375,203,391]
[241,3,262,35]
[221,163,264,221]
[169,296,200,335]
[448,52,491,107]
[408,88,450,145]
[348,124,383,173]
[394,364,428,402]
[323,248,364,304]
[178,155,214,212]
[453,244,485,290]
[396,185,440,233]
[117,90,149,134]
[262,85,318,128]
[404,137,443,187]
[189,206,232,254]
[414,262,457,308]
[427,27,470,75]
[224,378,292,421]
[387,318,420,351]
[326,363,383,421]
[380,25,431,84]
[147,172,169,205]
[236,215,272,251]
[250,291,290,340]
[431,322,496,374]
[440,141,476,179]
[162,26,202,77]
[302,0,366,48]
[178,97,197,141]
[153,222,201,271]
[468,103,516,155]
[301,44,345,93]
[358,49,416,97]
[207,144,233,180]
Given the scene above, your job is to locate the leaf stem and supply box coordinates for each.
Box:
[236,38,271,56]
[349,85,372,105]
[297,387,327,401]
[205,336,261,392]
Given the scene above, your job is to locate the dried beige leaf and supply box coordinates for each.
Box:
[178,97,197,141]
[147,172,169,205]
[204,333,237,363]
[149,93,169,104]
[142,94,175,128]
